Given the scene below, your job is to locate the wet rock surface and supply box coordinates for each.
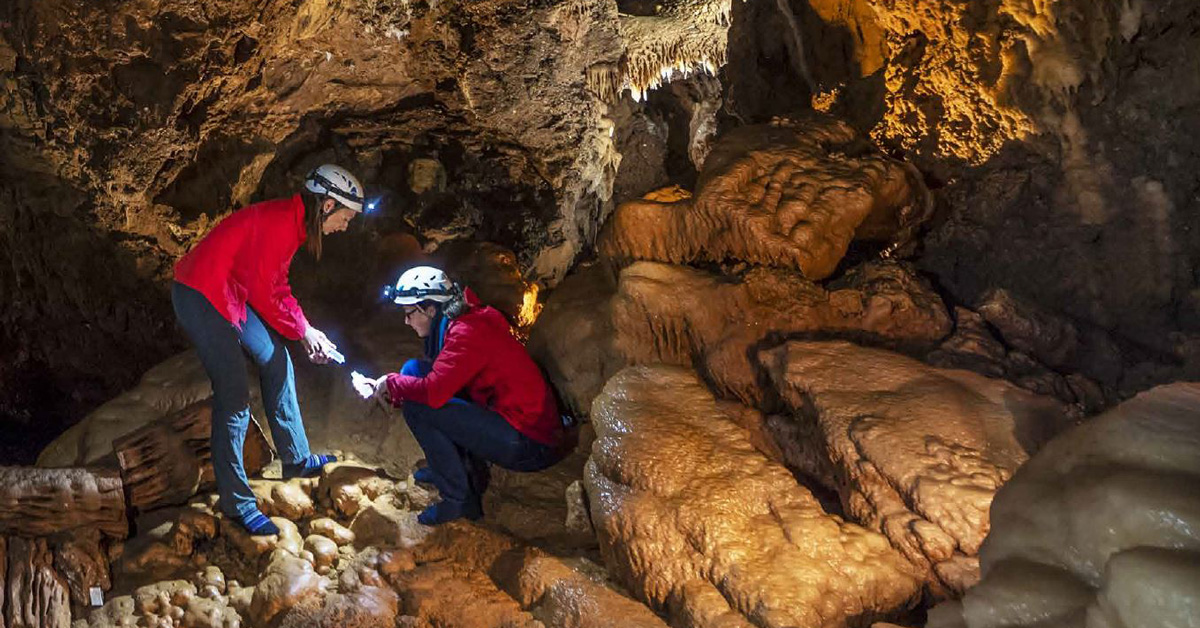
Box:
[760,340,1076,596]
[927,382,1200,628]
[586,365,923,627]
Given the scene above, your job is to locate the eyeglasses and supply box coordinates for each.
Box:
[403,306,423,320]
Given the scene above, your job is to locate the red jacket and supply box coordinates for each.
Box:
[174,195,310,340]
[386,290,562,446]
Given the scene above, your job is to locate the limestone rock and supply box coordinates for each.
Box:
[277,583,400,628]
[401,523,665,628]
[0,466,127,539]
[504,552,668,628]
[613,260,951,404]
[319,463,397,519]
[926,382,1200,628]
[349,497,430,550]
[306,518,355,547]
[481,424,596,549]
[249,552,327,627]
[250,479,316,521]
[976,288,1124,386]
[400,564,543,628]
[760,340,1075,596]
[585,365,923,627]
[37,352,212,468]
[195,565,227,596]
[599,115,931,279]
[115,402,272,514]
[112,504,220,586]
[303,535,338,573]
[526,263,622,417]
[52,529,112,608]
[529,258,950,415]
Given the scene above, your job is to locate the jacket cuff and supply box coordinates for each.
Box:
[385,373,408,407]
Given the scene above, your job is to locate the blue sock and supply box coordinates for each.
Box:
[238,510,280,536]
[282,454,337,479]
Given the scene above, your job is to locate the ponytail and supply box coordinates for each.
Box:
[302,191,328,261]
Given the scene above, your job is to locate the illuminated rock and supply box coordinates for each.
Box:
[585,365,923,627]
[760,340,1074,596]
[531,258,948,412]
[249,552,328,627]
[927,382,1200,628]
[599,115,931,279]
[405,523,668,628]
[614,260,950,404]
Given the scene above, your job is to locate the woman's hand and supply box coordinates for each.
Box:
[301,326,337,364]
[372,376,392,408]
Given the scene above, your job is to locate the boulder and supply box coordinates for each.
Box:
[526,263,622,416]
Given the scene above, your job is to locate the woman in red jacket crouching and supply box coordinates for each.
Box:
[172,164,365,535]
[372,266,566,525]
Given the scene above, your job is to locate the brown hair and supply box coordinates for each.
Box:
[302,192,330,260]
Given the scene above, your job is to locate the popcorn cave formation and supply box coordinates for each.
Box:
[2,0,1198,626]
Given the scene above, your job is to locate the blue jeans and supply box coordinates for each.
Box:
[172,282,312,518]
[400,359,560,506]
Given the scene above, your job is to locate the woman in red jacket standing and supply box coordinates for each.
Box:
[172,164,365,535]
[371,266,566,525]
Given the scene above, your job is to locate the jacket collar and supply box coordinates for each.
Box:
[463,286,481,307]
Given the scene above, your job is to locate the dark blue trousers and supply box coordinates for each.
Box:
[400,359,560,507]
[172,282,312,518]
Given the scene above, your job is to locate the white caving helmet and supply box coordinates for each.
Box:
[384,266,455,305]
[304,164,365,212]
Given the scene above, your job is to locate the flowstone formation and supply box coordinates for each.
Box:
[585,365,923,627]
[760,340,1074,597]
[612,260,950,404]
[927,382,1200,628]
[599,115,931,280]
[530,257,952,414]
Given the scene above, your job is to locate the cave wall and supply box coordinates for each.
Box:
[724,0,1200,388]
